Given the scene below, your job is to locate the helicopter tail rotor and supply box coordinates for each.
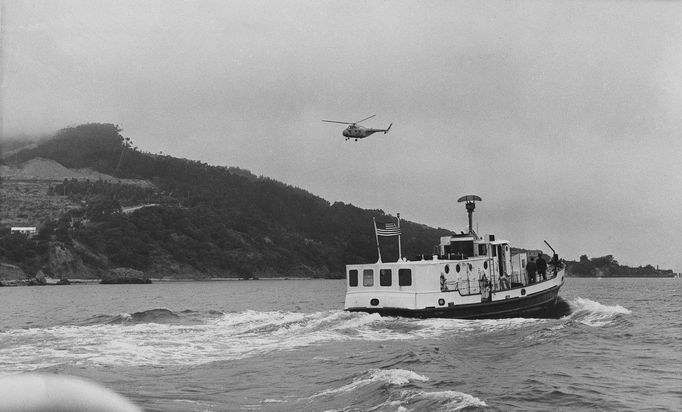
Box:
[384,123,392,134]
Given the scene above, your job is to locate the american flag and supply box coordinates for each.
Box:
[375,221,401,237]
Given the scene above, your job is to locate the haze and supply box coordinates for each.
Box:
[2,0,681,272]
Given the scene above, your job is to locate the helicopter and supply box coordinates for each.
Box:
[322,114,392,141]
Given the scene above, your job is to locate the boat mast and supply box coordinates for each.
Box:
[397,213,402,261]
[373,217,382,263]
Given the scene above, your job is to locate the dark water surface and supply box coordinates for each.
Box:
[1,278,680,411]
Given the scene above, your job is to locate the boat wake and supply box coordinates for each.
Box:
[0,300,631,373]
[0,308,544,372]
[565,297,632,327]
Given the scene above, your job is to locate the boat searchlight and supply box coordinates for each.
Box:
[457,195,482,235]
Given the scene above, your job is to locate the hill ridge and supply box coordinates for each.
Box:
[0,123,452,280]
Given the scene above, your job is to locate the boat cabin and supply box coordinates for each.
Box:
[438,232,521,288]
[347,232,532,296]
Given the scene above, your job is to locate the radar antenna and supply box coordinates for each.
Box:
[457,195,482,235]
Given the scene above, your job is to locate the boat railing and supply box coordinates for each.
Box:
[449,264,562,297]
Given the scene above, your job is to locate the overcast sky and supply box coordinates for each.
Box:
[3,0,682,272]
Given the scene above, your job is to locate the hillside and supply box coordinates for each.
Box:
[0,123,453,280]
[0,157,153,187]
[0,157,154,229]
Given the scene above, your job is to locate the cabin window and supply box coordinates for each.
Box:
[444,241,474,259]
[478,244,487,256]
[380,269,392,286]
[522,259,526,268]
[348,270,358,287]
[398,269,412,286]
[363,269,374,287]
[492,246,497,257]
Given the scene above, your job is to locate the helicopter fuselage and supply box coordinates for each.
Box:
[343,126,377,139]
[342,124,391,141]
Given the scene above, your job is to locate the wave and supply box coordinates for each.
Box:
[310,368,430,398]
[78,308,221,326]
[391,389,488,411]
[565,297,632,327]
[309,368,486,411]
[108,308,180,325]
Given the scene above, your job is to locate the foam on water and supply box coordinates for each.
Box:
[1,308,548,372]
[390,389,488,411]
[311,368,430,398]
[567,297,632,327]
[310,368,486,411]
[0,310,398,371]
[0,305,585,372]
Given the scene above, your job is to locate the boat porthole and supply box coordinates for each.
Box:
[521,289,526,296]
[444,264,450,274]
[468,263,473,271]
[370,298,379,306]
[483,261,488,270]
[455,264,460,273]
[438,298,445,306]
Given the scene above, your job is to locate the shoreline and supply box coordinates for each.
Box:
[3,276,673,287]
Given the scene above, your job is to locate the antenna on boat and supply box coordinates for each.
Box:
[457,195,482,235]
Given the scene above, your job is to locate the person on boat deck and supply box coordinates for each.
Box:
[526,257,537,284]
[479,273,488,294]
[499,272,510,289]
[536,254,548,281]
[482,282,491,300]
[440,273,448,292]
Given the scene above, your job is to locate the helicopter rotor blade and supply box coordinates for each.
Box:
[322,120,353,125]
[355,114,376,124]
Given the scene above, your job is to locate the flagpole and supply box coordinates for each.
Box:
[397,213,402,261]
[373,217,382,263]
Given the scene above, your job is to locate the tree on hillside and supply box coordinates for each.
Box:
[2,122,455,278]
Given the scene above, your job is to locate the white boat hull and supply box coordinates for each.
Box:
[344,259,566,319]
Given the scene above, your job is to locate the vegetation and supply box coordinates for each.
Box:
[2,123,673,279]
[565,254,675,278]
[1,123,451,279]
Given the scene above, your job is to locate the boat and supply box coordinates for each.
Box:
[344,195,566,319]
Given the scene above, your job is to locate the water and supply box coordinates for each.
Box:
[0,278,680,411]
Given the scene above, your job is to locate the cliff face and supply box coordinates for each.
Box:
[47,242,99,279]
[0,263,26,281]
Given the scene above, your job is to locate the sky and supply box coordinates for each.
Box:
[2,0,682,272]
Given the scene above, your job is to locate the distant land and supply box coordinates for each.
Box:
[563,255,675,278]
[0,123,676,284]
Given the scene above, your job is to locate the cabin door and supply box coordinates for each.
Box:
[497,245,506,277]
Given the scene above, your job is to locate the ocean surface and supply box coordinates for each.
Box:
[0,278,679,411]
